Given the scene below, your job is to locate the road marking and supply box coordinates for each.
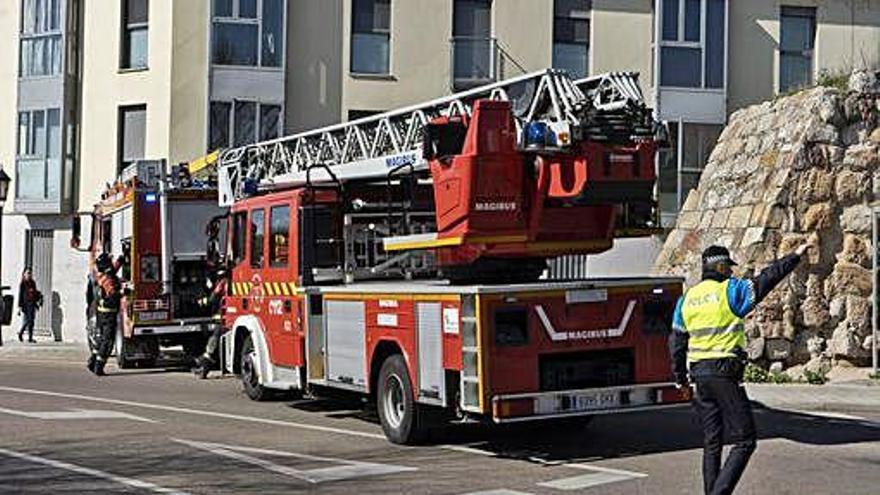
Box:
[538,464,647,491]
[462,490,534,495]
[174,439,416,483]
[0,385,386,441]
[0,406,156,423]
[0,446,191,495]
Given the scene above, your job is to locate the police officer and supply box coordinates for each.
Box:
[670,243,809,495]
[87,252,122,376]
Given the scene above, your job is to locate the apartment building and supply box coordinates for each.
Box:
[0,0,877,341]
[0,0,288,342]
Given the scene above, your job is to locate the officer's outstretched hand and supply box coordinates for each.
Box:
[794,243,811,257]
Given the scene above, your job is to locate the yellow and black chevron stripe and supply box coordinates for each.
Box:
[230,281,297,296]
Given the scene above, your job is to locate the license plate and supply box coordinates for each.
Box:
[572,391,619,411]
[137,311,168,322]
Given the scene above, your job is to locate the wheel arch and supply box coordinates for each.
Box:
[369,339,410,397]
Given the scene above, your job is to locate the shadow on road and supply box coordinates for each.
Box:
[427,404,880,464]
[287,394,880,464]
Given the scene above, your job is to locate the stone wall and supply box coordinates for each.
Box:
[654,71,880,374]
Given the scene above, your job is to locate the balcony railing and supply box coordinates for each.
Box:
[450,36,528,91]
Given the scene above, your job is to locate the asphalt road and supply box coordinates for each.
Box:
[0,357,878,494]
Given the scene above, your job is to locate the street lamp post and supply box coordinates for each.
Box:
[0,167,12,346]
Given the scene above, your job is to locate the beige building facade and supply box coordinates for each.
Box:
[0,0,878,341]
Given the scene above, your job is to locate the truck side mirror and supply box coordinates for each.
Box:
[71,216,82,249]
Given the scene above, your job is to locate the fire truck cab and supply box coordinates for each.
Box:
[80,160,226,367]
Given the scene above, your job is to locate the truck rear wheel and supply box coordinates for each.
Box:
[114,330,133,369]
[377,354,426,445]
[240,334,269,401]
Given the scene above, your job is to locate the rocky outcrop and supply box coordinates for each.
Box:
[654,71,880,370]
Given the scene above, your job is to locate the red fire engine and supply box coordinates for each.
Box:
[216,70,686,444]
[73,159,226,367]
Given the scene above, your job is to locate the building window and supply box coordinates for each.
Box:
[658,0,725,89]
[118,105,146,172]
[452,0,493,88]
[212,0,284,67]
[121,0,148,69]
[780,6,815,92]
[209,100,282,151]
[15,108,60,200]
[351,0,390,75]
[553,0,591,79]
[347,109,383,121]
[658,121,722,225]
[19,0,63,77]
[16,108,60,158]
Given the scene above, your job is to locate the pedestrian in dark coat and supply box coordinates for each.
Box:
[17,267,41,343]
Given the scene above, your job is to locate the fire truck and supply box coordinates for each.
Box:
[73,159,226,367]
[215,69,686,444]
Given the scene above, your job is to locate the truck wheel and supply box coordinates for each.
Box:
[240,334,269,401]
[377,354,425,445]
[114,330,133,369]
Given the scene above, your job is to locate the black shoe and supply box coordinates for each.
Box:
[27,339,36,343]
[17,333,23,342]
[94,361,106,376]
[87,355,96,373]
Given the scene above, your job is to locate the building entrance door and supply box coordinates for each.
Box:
[25,229,54,340]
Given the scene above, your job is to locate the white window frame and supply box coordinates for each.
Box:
[211,0,285,69]
[350,0,393,76]
[19,0,63,78]
[552,0,591,79]
[657,0,727,91]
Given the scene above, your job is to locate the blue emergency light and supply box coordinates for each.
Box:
[145,193,158,203]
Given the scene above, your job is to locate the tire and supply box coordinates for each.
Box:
[240,334,269,401]
[114,330,133,369]
[376,354,426,445]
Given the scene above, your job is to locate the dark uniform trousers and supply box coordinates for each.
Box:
[95,311,118,361]
[693,376,757,495]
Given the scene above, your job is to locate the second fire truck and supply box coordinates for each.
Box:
[215,69,687,444]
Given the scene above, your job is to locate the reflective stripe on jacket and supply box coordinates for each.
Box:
[681,279,745,362]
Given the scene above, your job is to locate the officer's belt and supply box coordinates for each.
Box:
[687,324,742,338]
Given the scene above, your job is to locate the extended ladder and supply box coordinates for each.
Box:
[217,69,657,206]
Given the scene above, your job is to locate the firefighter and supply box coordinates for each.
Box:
[87,252,123,376]
[670,243,809,495]
[192,267,227,379]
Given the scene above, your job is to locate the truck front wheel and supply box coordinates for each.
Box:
[377,354,426,445]
[240,334,269,401]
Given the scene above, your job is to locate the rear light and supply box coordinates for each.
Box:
[657,386,690,404]
[132,299,170,311]
[493,398,534,419]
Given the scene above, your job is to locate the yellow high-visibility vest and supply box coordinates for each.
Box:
[681,279,745,362]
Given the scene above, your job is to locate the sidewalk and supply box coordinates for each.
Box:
[747,381,880,414]
[0,337,88,363]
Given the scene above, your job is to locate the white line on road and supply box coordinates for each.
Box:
[462,490,534,495]
[174,438,416,484]
[0,446,191,495]
[0,385,386,441]
[0,406,156,423]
